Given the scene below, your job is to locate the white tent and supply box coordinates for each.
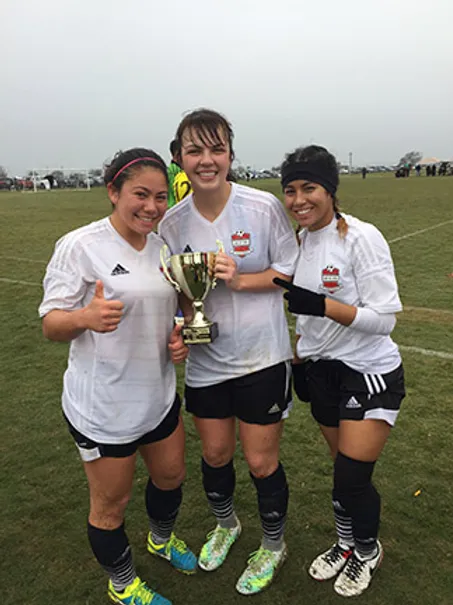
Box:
[419,157,440,165]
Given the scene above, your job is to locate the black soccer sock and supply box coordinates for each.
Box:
[332,489,354,549]
[145,479,182,544]
[353,482,380,559]
[251,463,289,551]
[334,452,380,559]
[202,458,237,528]
[87,522,136,592]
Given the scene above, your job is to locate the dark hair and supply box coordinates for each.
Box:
[174,108,235,162]
[104,148,168,191]
[169,139,179,157]
[227,168,237,182]
[281,145,347,237]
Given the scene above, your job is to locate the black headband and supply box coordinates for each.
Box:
[281,161,338,196]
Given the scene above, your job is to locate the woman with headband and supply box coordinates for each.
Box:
[274,145,405,598]
[39,148,196,605]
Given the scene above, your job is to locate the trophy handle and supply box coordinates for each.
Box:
[160,245,181,292]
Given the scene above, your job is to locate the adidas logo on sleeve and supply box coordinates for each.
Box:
[111,263,130,276]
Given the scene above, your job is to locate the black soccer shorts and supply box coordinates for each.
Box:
[184,361,292,425]
[293,359,405,428]
[65,394,181,461]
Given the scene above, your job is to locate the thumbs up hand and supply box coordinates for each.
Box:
[93,280,106,300]
[168,323,189,364]
[83,280,125,333]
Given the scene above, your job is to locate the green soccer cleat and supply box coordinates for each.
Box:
[198,520,242,571]
[147,532,197,574]
[108,576,171,605]
[235,543,287,595]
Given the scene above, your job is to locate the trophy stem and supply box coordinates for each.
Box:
[190,300,211,327]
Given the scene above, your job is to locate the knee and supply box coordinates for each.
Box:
[89,491,131,527]
[246,454,279,479]
[153,463,186,490]
[203,446,234,468]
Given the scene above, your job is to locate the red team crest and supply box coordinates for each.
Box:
[231,230,252,257]
[321,265,342,293]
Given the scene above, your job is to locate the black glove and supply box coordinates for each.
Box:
[273,277,326,317]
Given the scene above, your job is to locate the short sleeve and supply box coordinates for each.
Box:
[38,235,94,317]
[351,224,402,313]
[267,196,299,276]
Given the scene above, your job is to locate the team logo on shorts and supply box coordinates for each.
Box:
[231,230,252,257]
[320,265,342,293]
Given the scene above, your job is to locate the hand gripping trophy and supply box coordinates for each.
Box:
[160,241,224,344]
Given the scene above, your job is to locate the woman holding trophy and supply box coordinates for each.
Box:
[39,148,197,605]
[159,109,299,595]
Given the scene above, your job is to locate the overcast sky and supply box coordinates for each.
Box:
[1,0,452,175]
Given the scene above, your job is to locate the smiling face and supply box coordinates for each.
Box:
[179,126,231,195]
[108,166,168,249]
[283,179,335,231]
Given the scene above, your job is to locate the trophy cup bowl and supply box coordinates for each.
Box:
[160,241,223,344]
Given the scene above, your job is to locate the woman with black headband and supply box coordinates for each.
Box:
[274,145,405,598]
[39,148,197,605]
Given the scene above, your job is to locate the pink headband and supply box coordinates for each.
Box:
[111,157,165,182]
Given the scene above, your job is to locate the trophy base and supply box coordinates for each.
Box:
[182,322,218,345]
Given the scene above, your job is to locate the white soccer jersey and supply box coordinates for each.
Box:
[158,183,299,388]
[39,217,178,443]
[294,214,402,374]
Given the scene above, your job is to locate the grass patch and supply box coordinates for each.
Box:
[1,174,453,604]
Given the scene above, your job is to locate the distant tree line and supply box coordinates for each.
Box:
[398,151,422,167]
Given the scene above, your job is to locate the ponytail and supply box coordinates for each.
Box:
[334,198,348,238]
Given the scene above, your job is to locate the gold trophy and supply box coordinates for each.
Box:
[160,241,223,344]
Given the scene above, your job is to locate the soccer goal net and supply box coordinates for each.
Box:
[17,169,101,192]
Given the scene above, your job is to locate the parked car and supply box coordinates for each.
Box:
[0,178,14,190]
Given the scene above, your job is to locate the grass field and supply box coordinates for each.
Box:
[1,174,453,605]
